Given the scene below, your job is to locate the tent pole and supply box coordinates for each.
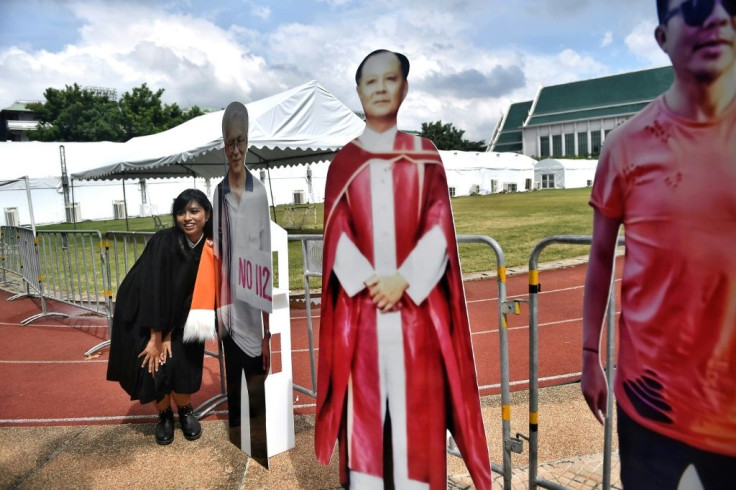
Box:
[71,178,77,230]
[266,163,278,224]
[122,176,130,231]
[23,176,36,236]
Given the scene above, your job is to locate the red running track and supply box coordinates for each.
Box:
[0,258,622,426]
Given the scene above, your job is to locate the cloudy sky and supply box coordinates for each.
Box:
[0,0,670,141]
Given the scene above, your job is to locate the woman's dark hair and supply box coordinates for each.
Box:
[171,188,213,239]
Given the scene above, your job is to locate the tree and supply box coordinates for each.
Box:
[28,84,124,142]
[118,83,204,141]
[27,83,204,142]
[419,120,486,151]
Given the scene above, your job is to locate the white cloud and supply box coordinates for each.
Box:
[601,31,613,47]
[625,20,669,66]
[0,1,286,111]
[246,1,271,20]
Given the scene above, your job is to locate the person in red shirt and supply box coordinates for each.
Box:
[582,1,736,488]
[315,49,491,489]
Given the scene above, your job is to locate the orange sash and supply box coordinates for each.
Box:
[183,239,216,343]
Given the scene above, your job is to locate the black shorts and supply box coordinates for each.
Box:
[617,404,735,489]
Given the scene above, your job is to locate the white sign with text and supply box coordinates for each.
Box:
[232,244,273,313]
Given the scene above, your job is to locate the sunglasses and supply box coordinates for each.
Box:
[663,0,736,26]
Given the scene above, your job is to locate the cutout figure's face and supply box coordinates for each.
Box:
[657,0,736,82]
[356,52,408,121]
[224,118,248,173]
[176,199,209,242]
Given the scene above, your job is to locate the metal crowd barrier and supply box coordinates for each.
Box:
[0,227,157,354]
[287,234,323,399]
[287,233,518,487]
[1,226,21,288]
[36,230,112,320]
[525,235,622,490]
[2,226,71,325]
[105,231,155,295]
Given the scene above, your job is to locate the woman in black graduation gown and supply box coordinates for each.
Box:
[107,189,213,445]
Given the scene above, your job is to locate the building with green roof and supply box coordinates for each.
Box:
[488,100,532,154]
[489,66,674,158]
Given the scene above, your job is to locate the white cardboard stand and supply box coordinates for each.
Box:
[263,221,295,457]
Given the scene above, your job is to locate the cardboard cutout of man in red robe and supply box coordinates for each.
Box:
[315,49,491,489]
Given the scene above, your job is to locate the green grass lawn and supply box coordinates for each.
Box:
[452,188,595,272]
[36,188,596,291]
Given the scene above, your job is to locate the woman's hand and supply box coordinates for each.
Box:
[138,331,163,375]
[160,333,172,365]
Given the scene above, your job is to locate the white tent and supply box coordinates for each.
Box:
[0,81,364,225]
[0,141,135,226]
[534,158,598,190]
[440,150,536,196]
[258,160,329,206]
[72,80,364,181]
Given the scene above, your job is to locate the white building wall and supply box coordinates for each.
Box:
[523,116,626,158]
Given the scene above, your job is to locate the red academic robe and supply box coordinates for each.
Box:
[315,131,491,489]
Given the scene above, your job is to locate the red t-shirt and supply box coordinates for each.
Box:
[590,95,736,456]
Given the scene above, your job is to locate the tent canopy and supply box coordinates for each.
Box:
[71,80,365,181]
[534,158,597,171]
[0,141,126,181]
[440,150,536,171]
[440,150,536,195]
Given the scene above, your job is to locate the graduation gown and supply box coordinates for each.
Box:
[315,132,492,489]
[106,227,206,404]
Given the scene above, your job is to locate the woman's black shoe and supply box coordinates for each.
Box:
[178,404,202,441]
[156,407,175,445]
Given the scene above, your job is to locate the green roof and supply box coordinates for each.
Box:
[529,101,651,126]
[526,66,673,127]
[493,141,524,153]
[2,101,40,112]
[490,100,532,152]
[504,100,532,130]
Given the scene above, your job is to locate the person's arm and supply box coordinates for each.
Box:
[333,232,375,296]
[397,225,448,304]
[581,208,622,424]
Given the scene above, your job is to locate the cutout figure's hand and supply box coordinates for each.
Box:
[581,350,608,424]
[366,273,408,313]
